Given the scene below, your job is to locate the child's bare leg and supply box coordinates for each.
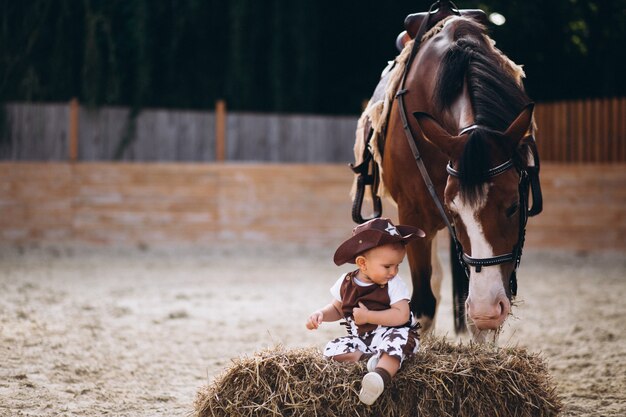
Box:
[375,353,400,377]
[331,350,364,362]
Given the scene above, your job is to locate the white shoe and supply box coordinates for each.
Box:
[366,355,379,372]
[358,372,385,405]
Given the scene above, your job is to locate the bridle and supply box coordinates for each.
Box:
[410,125,540,298]
[394,3,543,297]
[445,125,529,283]
[444,132,529,282]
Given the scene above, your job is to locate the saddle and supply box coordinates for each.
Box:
[351,1,487,224]
[397,2,487,50]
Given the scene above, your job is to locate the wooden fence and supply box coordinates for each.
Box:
[1,162,624,252]
[0,101,357,163]
[534,98,626,163]
[1,98,625,163]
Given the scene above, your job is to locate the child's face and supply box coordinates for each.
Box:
[356,243,406,285]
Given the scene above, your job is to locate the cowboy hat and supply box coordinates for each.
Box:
[333,218,425,265]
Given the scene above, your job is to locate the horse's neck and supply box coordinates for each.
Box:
[448,83,474,133]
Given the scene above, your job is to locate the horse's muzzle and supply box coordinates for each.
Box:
[466,294,511,330]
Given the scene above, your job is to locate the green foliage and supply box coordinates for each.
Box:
[0,0,624,114]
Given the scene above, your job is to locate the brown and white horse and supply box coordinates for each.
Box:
[378,13,541,341]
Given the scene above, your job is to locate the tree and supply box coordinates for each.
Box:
[0,0,624,114]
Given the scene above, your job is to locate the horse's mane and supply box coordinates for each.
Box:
[434,18,531,205]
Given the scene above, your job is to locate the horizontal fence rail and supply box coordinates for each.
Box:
[1,162,624,252]
[1,98,625,163]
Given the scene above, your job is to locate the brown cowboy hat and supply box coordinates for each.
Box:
[333,218,425,265]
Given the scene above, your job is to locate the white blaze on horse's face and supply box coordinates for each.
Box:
[450,184,511,331]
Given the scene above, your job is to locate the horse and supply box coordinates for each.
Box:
[354,5,542,342]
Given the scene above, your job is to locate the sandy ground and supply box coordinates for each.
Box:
[0,243,624,417]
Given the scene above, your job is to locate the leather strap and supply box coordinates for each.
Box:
[446,159,515,178]
[350,126,383,223]
[395,5,469,276]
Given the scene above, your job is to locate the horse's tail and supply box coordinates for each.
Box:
[450,235,469,333]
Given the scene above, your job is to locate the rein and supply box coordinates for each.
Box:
[394,4,543,296]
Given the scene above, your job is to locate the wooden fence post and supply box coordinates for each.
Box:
[69,97,79,162]
[215,99,226,162]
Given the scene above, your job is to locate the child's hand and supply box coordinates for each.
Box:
[353,302,370,325]
[306,311,323,330]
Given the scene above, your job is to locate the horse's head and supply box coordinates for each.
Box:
[414,104,534,332]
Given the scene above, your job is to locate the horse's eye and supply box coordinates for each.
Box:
[506,202,519,218]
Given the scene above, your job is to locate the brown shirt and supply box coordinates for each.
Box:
[340,270,392,335]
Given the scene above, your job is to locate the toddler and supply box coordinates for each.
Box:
[306,218,424,405]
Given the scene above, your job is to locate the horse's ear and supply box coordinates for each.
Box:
[413,112,465,159]
[504,103,535,145]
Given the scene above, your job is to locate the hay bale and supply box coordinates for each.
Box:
[194,338,562,417]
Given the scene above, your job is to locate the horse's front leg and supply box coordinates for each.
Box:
[405,236,439,334]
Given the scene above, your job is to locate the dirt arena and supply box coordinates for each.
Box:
[1,242,624,416]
